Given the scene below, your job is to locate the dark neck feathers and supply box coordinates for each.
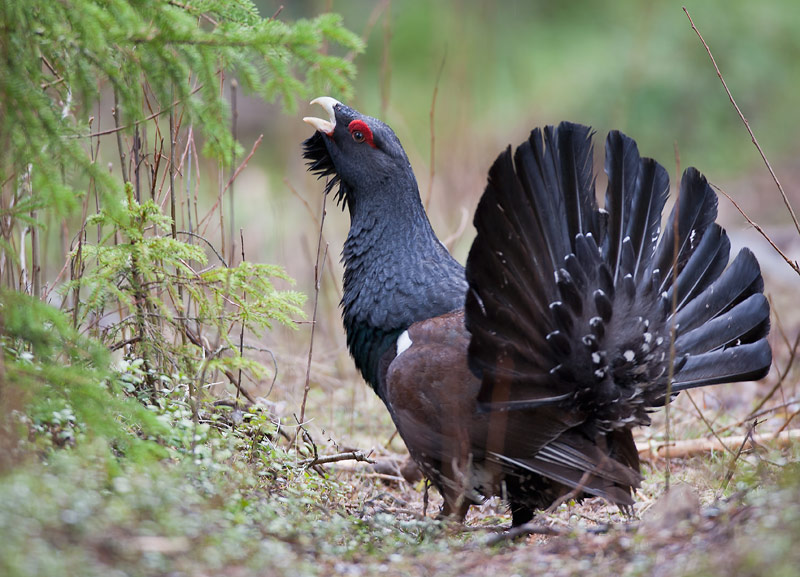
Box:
[340,175,467,393]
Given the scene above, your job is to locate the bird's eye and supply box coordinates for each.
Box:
[347,119,376,148]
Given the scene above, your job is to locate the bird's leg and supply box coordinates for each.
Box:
[438,494,471,523]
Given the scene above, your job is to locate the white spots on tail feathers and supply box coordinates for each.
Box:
[623,350,635,362]
[396,330,413,356]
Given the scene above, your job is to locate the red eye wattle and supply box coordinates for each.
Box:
[348,120,376,148]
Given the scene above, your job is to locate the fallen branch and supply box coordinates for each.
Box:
[637,429,800,460]
[299,450,375,468]
[485,522,564,546]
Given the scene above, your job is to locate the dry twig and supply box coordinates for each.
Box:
[485,522,564,546]
[299,193,329,425]
[721,421,757,492]
[299,450,375,468]
[684,6,800,244]
[712,184,799,274]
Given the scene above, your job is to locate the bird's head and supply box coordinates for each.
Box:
[302,97,413,209]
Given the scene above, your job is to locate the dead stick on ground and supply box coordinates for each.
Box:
[637,428,800,460]
[486,523,564,546]
[684,6,800,241]
[299,450,375,468]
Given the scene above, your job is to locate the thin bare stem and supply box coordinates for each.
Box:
[198,135,264,233]
[775,406,800,435]
[346,0,389,62]
[228,79,238,265]
[133,123,141,202]
[217,71,226,263]
[112,91,129,184]
[485,523,564,546]
[663,170,682,491]
[74,84,205,140]
[269,5,284,21]
[720,420,757,493]
[425,47,447,210]
[712,182,799,274]
[299,194,329,425]
[284,179,341,300]
[28,172,40,299]
[742,329,799,420]
[236,228,245,404]
[684,392,735,457]
[184,325,256,405]
[380,2,392,119]
[684,6,800,238]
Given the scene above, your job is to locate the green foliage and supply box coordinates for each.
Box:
[0,393,461,577]
[0,0,349,430]
[0,0,363,283]
[0,0,362,176]
[66,184,305,393]
[0,290,167,462]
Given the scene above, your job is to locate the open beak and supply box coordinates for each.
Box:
[303,96,341,135]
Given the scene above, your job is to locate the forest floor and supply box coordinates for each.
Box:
[2,199,799,577]
[2,357,798,577]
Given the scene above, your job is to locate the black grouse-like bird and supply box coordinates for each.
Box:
[302,97,772,525]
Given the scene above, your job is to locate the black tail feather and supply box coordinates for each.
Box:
[603,130,640,282]
[675,293,770,355]
[555,123,597,242]
[673,248,764,336]
[649,167,719,295]
[626,159,670,282]
[666,223,731,310]
[671,339,772,392]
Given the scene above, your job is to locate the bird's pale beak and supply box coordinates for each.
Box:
[303,96,341,135]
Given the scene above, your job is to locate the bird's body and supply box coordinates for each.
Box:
[303,98,772,525]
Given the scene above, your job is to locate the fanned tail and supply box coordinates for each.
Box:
[464,122,772,504]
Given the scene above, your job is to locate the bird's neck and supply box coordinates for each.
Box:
[340,178,467,393]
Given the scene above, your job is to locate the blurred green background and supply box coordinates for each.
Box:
[246,0,800,261]
[223,0,800,431]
